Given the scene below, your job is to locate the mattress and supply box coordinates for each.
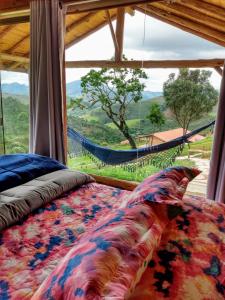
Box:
[0,160,224,299]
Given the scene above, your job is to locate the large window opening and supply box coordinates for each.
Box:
[0,18,30,155]
[0,9,222,198]
[65,12,223,197]
[0,72,29,154]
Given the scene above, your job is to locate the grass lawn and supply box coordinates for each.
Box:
[107,118,141,129]
[68,156,195,182]
[181,136,213,158]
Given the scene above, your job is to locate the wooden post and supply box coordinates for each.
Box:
[62,48,68,164]
[115,7,125,62]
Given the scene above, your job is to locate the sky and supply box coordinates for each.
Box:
[2,11,224,92]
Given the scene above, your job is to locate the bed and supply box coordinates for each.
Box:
[0,154,224,300]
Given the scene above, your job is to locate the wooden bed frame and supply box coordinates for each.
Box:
[89,174,138,191]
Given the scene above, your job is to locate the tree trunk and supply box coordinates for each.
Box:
[110,117,137,149]
[120,124,137,149]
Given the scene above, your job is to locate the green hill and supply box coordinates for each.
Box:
[80,96,164,124]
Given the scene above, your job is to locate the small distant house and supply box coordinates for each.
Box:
[121,128,204,146]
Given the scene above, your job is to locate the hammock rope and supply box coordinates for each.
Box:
[67,120,215,170]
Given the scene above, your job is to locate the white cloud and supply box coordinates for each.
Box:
[124,12,225,60]
[2,11,224,92]
[1,71,29,85]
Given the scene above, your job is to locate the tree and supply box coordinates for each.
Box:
[72,65,148,149]
[163,68,218,134]
[146,102,165,130]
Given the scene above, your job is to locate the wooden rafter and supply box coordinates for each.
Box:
[65,59,225,68]
[0,62,27,73]
[214,66,223,76]
[0,0,161,25]
[66,0,162,13]
[0,0,161,12]
[66,12,96,33]
[178,0,225,22]
[4,50,30,71]
[0,0,29,12]
[7,62,23,70]
[136,6,225,48]
[0,15,29,25]
[144,5,225,43]
[65,13,117,48]
[0,25,13,39]
[105,10,119,54]
[115,7,125,61]
[0,53,29,64]
[152,2,225,33]
[6,34,29,52]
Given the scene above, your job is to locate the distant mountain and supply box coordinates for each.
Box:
[2,81,162,100]
[66,80,82,98]
[2,82,29,96]
[142,91,163,100]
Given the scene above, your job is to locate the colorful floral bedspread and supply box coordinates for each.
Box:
[0,182,225,300]
[130,194,225,300]
[0,183,129,299]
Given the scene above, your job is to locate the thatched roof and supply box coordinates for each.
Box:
[0,0,225,72]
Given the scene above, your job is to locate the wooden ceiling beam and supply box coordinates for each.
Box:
[136,6,225,48]
[2,59,225,72]
[0,0,161,11]
[6,33,29,52]
[0,25,13,39]
[2,56,223,69]
[65,59,225,69]
[8,62,24,71]
[115,7,125,61]
[0,15,29,25]
[66,0,162,14]
[0,53,29,64]
[203,0,225,10]
[65,13,117,48]
[3,55,223,69]
[178,0,225,22]
[152,2,225,33]
[0,3,29,25]
[0,61,27,73]
[144,5,225,43]
[0,1,29,12]
[66,12,96,33]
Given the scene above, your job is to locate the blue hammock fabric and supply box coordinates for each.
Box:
[67,121,215,166]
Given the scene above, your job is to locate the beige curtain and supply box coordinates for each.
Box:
[29,0,66,164]
[207,64,225,203]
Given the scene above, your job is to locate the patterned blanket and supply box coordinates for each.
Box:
[130,194,225,300]
[0,175,225,299]
[0,183,128,299]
